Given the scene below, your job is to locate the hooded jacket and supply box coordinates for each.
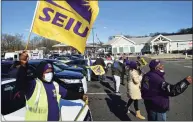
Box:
[16,61,84,121]
[141,69,190,112]
[127,61,143,100]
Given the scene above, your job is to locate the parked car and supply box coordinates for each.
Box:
[71,54,84,59]
[66,59,88,72]
[2,60,87,94]
[30,59,86,76]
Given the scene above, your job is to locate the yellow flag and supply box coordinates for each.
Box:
[31,0,99,54]
[90,65,105,76]
[139,58,148,66]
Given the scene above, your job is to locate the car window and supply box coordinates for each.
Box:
[53,61,68,67]
[59,57,70,60]
[53,64,63,73]
[71,56,79,60]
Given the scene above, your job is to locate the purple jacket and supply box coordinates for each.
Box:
[141,70,190,112]
[141,71,169,112]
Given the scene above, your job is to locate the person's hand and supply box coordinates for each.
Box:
[186,76,192,84]
[20,51,29,66]
[82,94,88,101]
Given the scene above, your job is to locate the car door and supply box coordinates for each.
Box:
[1,64,36,117]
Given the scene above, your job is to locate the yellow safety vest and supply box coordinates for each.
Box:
[25,79,61,121]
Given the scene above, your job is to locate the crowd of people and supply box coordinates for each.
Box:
[92,54,192,121]
[15,51,192,121]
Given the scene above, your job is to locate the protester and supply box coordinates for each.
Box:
[111,56,123,95]
[120,59,126,85]
[106,54,112,60]
[86,55,92,82]
[93,55,106,82]
[123,57,130,82]
[16,51,88,121]
[141,59,192,121]
[126,61,145,120]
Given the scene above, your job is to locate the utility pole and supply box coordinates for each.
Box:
[177,43,179,54]
[92,27,95,56]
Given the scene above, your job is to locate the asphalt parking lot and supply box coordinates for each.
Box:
[87,58,192,121]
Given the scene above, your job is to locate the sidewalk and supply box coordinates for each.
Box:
[145,54,192,60]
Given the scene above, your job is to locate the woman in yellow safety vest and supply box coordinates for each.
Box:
[16,51,87,121]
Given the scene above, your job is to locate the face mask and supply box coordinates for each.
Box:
[155,69,165,77]
[159,70,165,72]
[44,72,53,82]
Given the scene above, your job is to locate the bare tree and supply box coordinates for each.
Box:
[1,33,25,52]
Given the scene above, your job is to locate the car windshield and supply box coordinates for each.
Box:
[58,57,70,60]
[53,61,68,72]
[53,64,63,73]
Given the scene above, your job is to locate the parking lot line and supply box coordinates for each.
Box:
[87,93,122,95]
[184,66,192,68]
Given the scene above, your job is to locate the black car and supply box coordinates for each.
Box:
[2,60,87,94]
[66,59,88,69]
[29,59,87,76]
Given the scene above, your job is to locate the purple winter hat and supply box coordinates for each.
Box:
[43,63,52,72]
[129,61,137,69]
[149,59,161,69]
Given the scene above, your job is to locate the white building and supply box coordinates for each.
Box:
[105,34,192,54]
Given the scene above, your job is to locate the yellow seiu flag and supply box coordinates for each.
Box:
[90,65,105,76]
[31,0,99,54]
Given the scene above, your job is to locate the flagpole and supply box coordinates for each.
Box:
[25,1,40,50]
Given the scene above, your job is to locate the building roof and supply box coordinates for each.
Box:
[105,34,192,45]
[164,34,192,41]
[52,43,101,48]
[103,36,121,45]
[127,36,152,44]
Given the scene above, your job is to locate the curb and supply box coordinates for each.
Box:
[150,57,185,59]
[149,57,193,60]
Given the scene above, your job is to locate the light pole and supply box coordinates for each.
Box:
[177,43,179,54]
[92,27,95,56]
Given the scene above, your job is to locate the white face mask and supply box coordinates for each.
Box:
[44,72,53,82]
[159,70,165,72]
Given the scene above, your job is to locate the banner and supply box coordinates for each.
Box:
[90,65,105,76]
[139,58,147,66]
[31,0,99,53]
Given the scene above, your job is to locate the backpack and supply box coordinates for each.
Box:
[112,61,123,72]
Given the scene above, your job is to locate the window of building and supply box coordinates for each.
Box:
[113,47,117,53]
[123,47,129,53]
[130,47,135,53]
[119,47,123,53]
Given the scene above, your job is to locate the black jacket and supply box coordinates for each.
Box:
[93,58,106,68]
